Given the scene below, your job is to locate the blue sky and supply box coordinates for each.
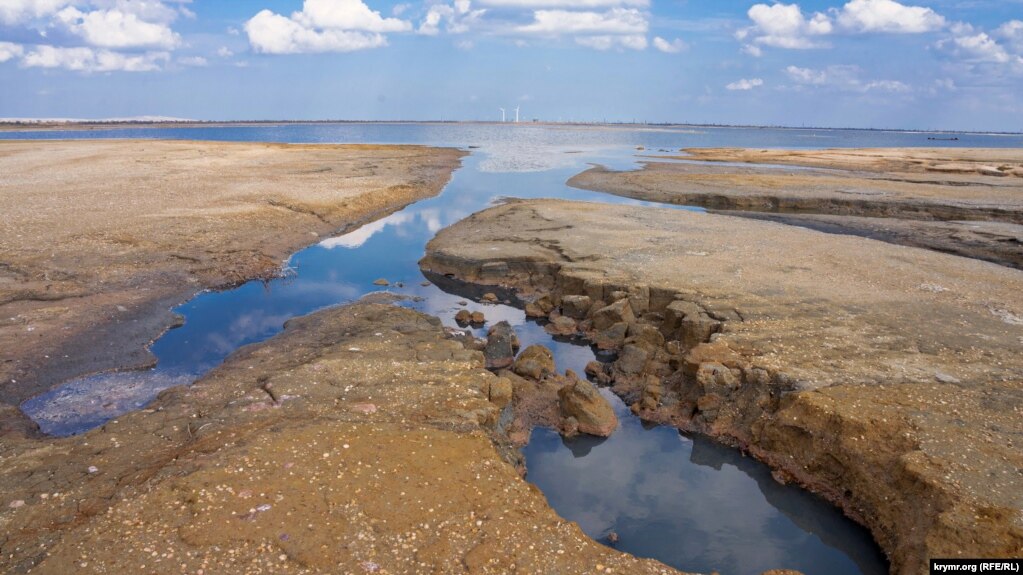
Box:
[0,0,1021,130]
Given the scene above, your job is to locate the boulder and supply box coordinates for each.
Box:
[558,377,617,437]
[614,344,649,375]
[455,310,472,325]
[592,299,635,331]
[592,322,629,350]
[470,311,485,324]
[484,321,517,370]
[485,377,513,407]
[560,295,592,319]
[481,292,499,303]
[512,345,556,380]
[525,295,554,318]
[544,316,577,336]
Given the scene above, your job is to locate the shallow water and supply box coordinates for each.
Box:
[8,122,989,574]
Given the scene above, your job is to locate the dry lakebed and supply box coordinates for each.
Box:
[1,139,1021,575]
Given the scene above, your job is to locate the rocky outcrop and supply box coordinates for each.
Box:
[420,198,1023,575]
[0,301,682,575]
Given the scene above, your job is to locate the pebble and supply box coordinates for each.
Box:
[373,278,390,286]
[87,466,98,474]
[9,500,25,508]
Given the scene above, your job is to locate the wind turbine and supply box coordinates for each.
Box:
[499,108,505,123]
[514,106,520,123]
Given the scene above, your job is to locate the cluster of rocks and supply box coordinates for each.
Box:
[523,284,732,424]
[479,321,617,442]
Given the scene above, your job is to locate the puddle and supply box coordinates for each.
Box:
[5,123,920,574]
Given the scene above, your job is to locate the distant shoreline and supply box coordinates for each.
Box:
[1,119,1020,137]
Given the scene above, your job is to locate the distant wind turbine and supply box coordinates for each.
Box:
[514,106,520,123]
[499,108,506,123]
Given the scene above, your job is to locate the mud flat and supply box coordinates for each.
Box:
[0,140,464,409]
[568,147,1023,269]
[0,299,683,574]
[420,199,1023,574]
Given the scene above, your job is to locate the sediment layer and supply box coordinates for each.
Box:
[567,147,1023,269]
[0,300,681,575]
[420,199,1023,575]
[0,140,464,407]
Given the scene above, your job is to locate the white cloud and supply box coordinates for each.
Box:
[418,0,485,36]
[995,20,1023,53]
[944,29,1018,63]
[726,77,764,90]
[784,63,914,92]
[476,0,647,6]
[518,8,646,35]
[575,33,645,50]
[785,64,829,84]
[245,0,411,54]
[178,55,207,66]
[862,79,910,92]
[737,3,832,51]
[55,6,181,49]
[835,0,945,34]
[0,0,70,25]
[20,44,170,71]
[0,41,25,62]
[216,46,234,57]
[652,36,686,53]
[245,9,390,54]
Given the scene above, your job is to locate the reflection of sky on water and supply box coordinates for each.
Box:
[20,124,888,575]
[524,393,888,575]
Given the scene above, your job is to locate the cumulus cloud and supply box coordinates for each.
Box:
[517,7,645,35]
[652,36,686,53]
[476,0,647,6]
[55,6,181,48]
[785,64,829,84]
[0,41,25,62]
[726,78,764,90]
[20,44,170,71]
[835,0,944,34]
[0,0,70,25]
[995,20,1023,53]
[736,3,832,51]
[737,0,948,54]
[418,0,485,36]
[0,1,190,71]
[245,0,411,54]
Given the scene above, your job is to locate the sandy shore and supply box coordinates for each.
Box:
[421,199,1023,574]
[0,140,464,409]
[569,147,1023,268]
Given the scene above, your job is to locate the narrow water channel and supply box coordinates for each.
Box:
[7,124,938,574]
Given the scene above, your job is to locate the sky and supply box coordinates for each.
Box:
[0,0,1021,130]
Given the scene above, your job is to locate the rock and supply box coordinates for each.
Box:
[626,323,665,351]
[561,416,579,437]
[525,295,554,318]
[485,377,513,407]
[560,295,592,320]
[544,316,577,336]
[614,345,649,375]
[592,322,629,350]
[760,570,807,575]
[695,362,739,394]
[395,282,405,288]
[373,278,390,286]
[351,403,378,414]
[470,311,485,324]
[454,310,472,325]
[592,299,635,331]
[481,292,499,303]
[420,281,431,287]
[512,345,556,380]
[484,321,517,370]
[558,377,617,437]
